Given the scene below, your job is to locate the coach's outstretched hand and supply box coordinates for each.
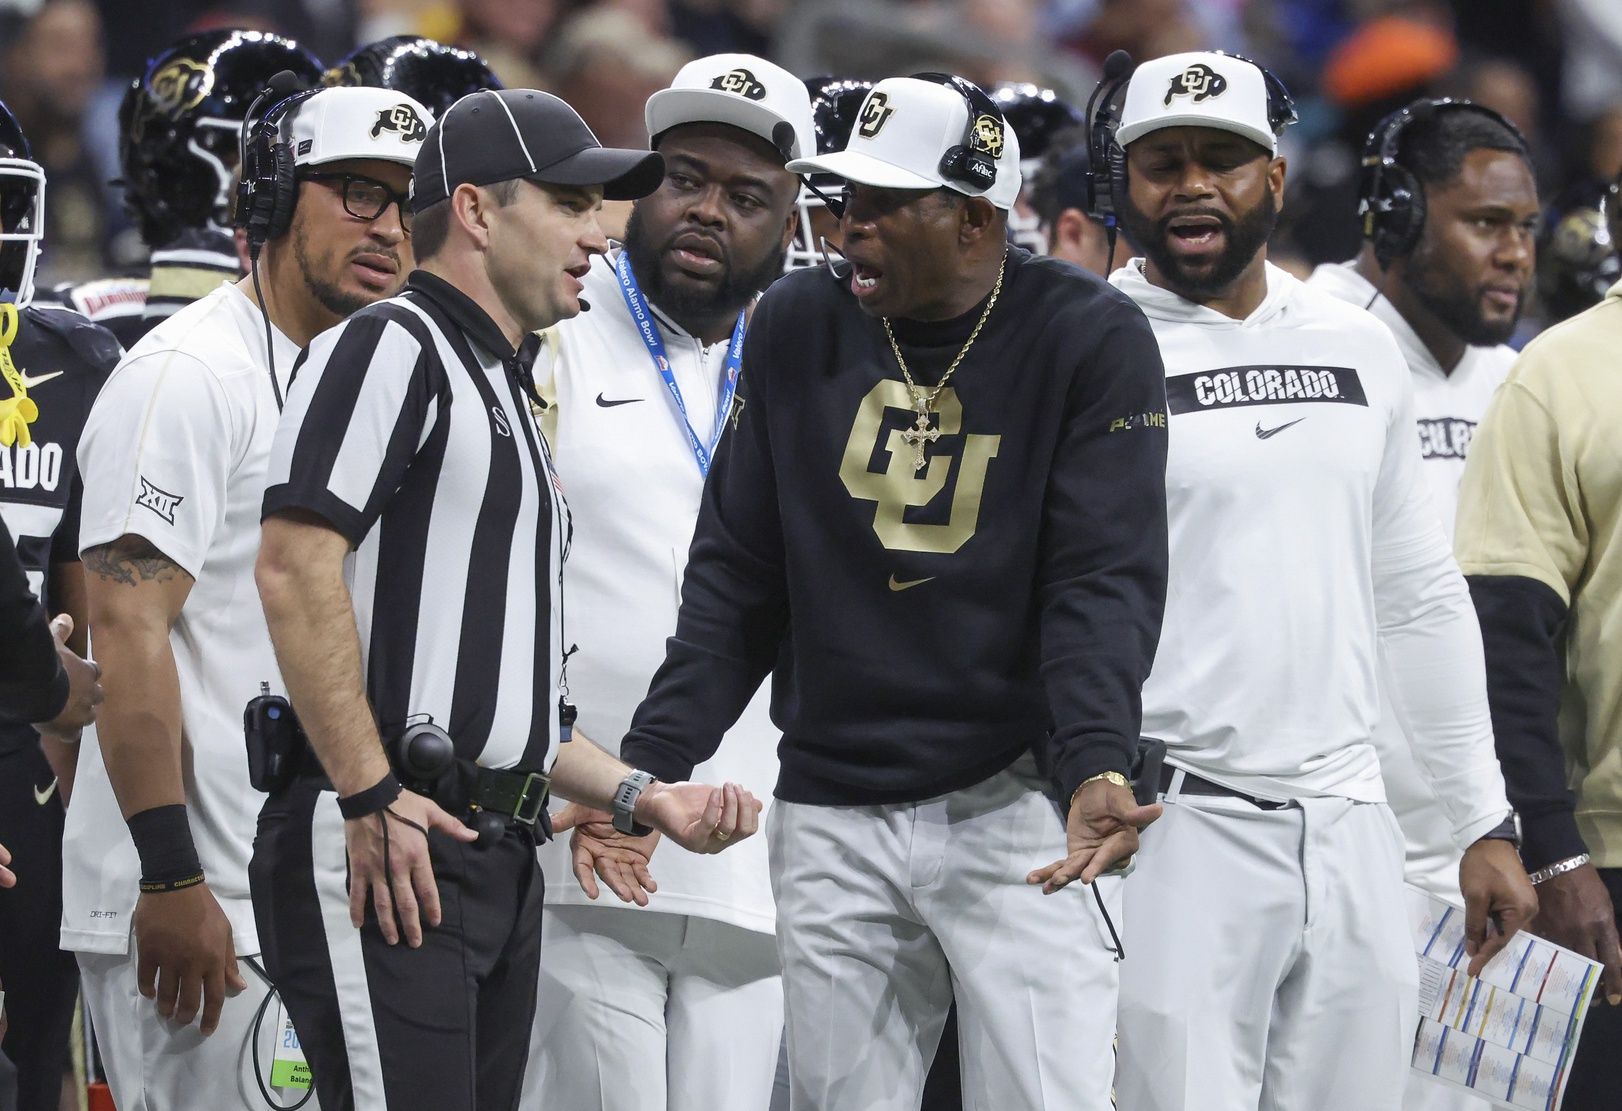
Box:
[344,791,478,948]
[1028,777,1162,895]
[557,782,762,906]
[1459,837,1538,978]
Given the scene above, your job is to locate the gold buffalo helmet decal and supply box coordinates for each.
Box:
[970,113,1005,159]
[322,62,362,88]
[147,58,214,120]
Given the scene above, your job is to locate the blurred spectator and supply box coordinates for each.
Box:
[1557,0,1622,121]
[545,7,690,149]
[0,0,107,285]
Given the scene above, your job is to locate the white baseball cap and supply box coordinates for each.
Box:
[284,86,434,169]
[786,77,1022,210]
[645,53,815,162]
[1116,51,1281,154]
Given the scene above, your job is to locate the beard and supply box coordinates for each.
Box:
[293,219,383,319]
[1402,239,1521,346]
[623,205,785,326]
[1121,189,1278,300]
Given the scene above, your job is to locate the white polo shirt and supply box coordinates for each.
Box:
[61,282,296,956]
[535,251,777,935]
[1308,260,1516,893]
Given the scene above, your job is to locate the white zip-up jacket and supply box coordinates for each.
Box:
[534,250,777,934]
[1114,260,1510,850]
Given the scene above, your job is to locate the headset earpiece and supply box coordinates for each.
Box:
[1358,98,1525,270]
[1084,50,1134,228]
[910,72,1007,194]
[234,71,317,259]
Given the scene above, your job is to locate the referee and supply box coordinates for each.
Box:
[251,90,763,1111]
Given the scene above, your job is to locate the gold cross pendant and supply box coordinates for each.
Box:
[898,407,940,473]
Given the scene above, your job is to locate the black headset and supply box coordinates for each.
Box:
[1359,97,1529,269]
[1084,51,1298,231]
[910,72,1008,194]
[234,69,321,261]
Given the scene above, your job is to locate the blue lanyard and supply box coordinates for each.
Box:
[615,252,744,477]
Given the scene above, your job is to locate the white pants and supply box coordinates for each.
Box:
[1116,787,1418,1111]
[770,754,1121,1111]
[78,948,317,1111]
[525,906,783,1111]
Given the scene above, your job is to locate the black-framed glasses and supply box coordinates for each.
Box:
[301,172,413,233]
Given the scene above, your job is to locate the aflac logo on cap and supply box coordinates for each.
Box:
[1164,63,1227,107]
[371,104,427,142]
[709,69,766,101]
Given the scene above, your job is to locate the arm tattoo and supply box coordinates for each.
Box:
[83,536,186,587]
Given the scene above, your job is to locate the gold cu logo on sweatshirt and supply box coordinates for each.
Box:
[839,381,1000,554]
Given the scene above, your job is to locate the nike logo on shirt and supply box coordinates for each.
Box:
[888,575,935,592]
[33,778,57,806]
[20,370,64,389]
[596,393,643,408]
[1255,418,1305,440]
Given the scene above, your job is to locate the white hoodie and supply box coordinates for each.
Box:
[1113,260,1509,850]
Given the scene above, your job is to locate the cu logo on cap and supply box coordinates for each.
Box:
[372,104,427,143]
[1164,63,1228,107]
[857,92,895,139]
[709,69,766,101]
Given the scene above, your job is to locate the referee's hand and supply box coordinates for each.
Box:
[1028,779,1163,895]
[344,791,477,948]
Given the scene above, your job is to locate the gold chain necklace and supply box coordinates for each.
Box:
[882,252,1006,473]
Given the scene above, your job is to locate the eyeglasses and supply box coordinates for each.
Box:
[301,172,413,233]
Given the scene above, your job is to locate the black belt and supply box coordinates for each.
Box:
[470,766,549,827]
[292,748,549,827]
[1157,765,1291,811]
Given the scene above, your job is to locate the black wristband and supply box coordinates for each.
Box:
[338,773,402,820]
[127,804,203,886]
[139,872,206,895]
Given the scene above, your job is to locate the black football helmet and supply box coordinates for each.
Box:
[990,83,1085,168]
[121,29,323,248]
[0,98,43,306]
[323,36,501,118]
[787,77,874,271]
[1536,181,1621,325]
[990,83,1083,254]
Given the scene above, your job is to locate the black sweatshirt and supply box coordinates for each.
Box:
[0,515,68,724]
[619,249,1169,805]
[0,305,116,737]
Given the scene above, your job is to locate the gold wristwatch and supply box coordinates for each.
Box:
[1071,770,1130,809]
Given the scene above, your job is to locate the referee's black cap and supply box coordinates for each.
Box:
[411,89,664,212]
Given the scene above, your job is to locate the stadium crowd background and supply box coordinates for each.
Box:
[2,0,1622,336]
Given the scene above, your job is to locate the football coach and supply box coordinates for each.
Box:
[250,90,764,1111]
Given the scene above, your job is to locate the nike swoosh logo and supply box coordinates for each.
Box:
[888,575,935,592]
[595,393,644,408]
[33,778,58,806]
[1255,418,1305,440]
[20,370,64,389]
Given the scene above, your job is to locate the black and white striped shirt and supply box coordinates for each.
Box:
[263,271,567,773]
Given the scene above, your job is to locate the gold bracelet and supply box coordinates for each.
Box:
[1070,770,1130,809]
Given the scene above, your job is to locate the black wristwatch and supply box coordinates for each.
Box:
[612,770,656,836]
[1477,811,1522,851]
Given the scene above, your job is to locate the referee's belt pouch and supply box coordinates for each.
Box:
[243,689,309,793]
